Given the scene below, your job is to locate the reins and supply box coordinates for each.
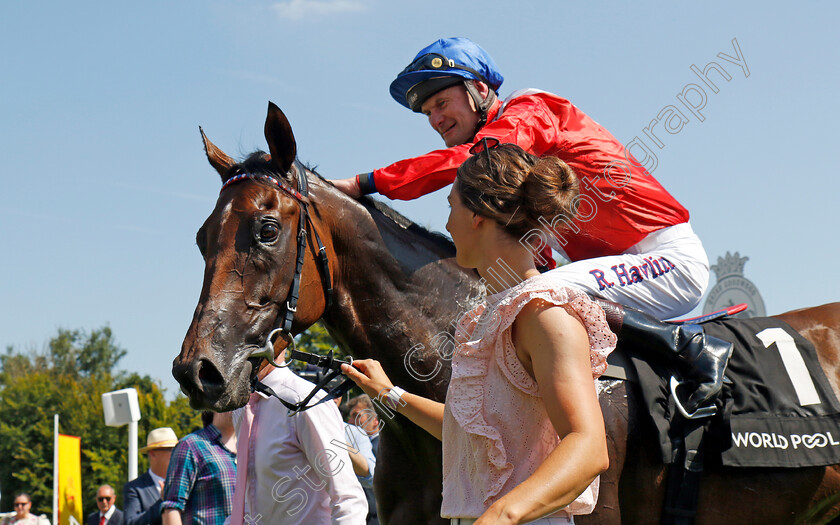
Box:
[220,161,354,414]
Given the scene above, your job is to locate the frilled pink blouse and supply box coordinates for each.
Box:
[440,274,617,519]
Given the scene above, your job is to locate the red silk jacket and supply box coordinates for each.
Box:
[370,89,689,262]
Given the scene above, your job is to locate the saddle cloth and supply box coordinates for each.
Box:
[627,316,840,468]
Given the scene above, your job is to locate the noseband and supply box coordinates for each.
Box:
[220,161,355,413]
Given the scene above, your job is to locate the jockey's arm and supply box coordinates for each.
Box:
[341,360,445,440]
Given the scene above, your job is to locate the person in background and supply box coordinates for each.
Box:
[328,390,376,487]
[346,393,382,524]
[1,492,50,525]
[346,395,381,455]
[227,359,367,525]
[161,411,236,525]
[333,391,378,525]
[123,428,178,525]
[87,485,124,525]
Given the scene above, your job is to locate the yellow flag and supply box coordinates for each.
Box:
[57,434,83,525]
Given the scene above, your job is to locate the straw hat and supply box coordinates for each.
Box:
[139,427,178,452]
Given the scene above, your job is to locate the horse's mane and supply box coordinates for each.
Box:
[234,151,455,252]
[357,195,455,250]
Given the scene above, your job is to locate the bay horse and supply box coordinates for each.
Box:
[173,102,840,524]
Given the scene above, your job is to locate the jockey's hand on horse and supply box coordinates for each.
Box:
[332,176,362,199]
[341,359,394,400]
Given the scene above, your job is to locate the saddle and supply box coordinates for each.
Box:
[603,305,840,525]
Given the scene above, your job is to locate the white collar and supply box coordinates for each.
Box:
[148,468,165,487]
[100,504,116,520]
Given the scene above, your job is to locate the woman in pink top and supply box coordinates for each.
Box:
[342,141,617,525]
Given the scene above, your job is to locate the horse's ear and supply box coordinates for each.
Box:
[200,126,235,181]
[264,102,297,175]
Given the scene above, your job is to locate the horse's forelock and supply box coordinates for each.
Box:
[231,150,281,178]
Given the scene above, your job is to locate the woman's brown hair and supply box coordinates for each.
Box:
[456,142,579,239]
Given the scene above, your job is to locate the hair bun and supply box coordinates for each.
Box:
[456,146,580,239]
[521,156,579,229]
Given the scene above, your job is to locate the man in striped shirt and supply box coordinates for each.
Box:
[161,412,237,525]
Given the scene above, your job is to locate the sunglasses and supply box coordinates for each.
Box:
[97,497,113,502]
[468,137,517,182]
[400,53,484,80]
[14,502,30,507]
[468,136,509,155]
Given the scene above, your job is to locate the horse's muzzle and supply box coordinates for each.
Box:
[172,355,246,410]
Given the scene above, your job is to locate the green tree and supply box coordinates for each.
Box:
[295,321,344,359]
[0,327,200,517]
[292,321,362,399]
[48,327,126,380]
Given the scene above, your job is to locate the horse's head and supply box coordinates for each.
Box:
[173,103,331,410]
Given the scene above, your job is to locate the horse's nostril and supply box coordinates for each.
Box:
[197,359,225,388]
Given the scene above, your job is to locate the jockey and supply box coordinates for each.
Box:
[333,37,732,415]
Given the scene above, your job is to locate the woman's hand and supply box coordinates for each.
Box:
[343,358,447,440]
[341,359,394,400]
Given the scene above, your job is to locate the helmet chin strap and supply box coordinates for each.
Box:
[464,80,497,136]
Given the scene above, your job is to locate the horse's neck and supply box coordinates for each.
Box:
[313,182,482,399]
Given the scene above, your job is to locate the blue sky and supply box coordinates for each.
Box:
[2,1,838,398]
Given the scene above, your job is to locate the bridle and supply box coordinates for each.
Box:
[220,160,355,414]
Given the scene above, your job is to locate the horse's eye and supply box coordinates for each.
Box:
[259,222,279,243]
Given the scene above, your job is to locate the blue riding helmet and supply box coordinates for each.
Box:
[390,37,504,113]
